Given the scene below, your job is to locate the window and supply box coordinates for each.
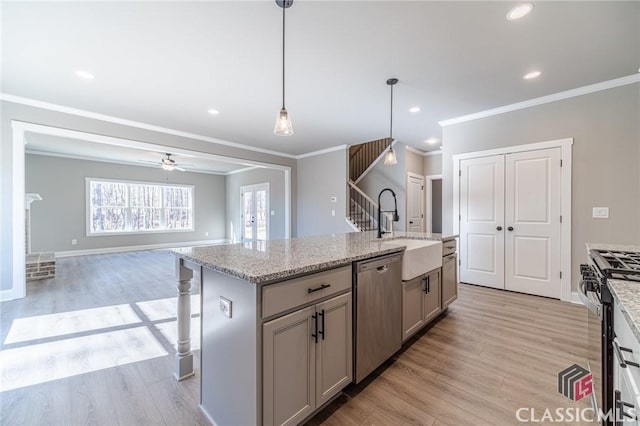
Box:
[87,179,193,235]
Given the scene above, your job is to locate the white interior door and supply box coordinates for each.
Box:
[241,183,269,241]
[459,155,505,289]
[505,148,562,298]
[407,174,424,232]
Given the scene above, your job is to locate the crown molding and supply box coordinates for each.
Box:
[438,73,640,127]
[423,150,442,157]
[295,144,347,159]
[405,145,442,157]
[225,166,260,175]
[1,93,297,159]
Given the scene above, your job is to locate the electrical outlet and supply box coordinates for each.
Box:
[592,207,609,219]
[71,239,77,245]
[331,209,336,217]
[205,232,209,237]
[219,297,232,318]
[271,210,275,216]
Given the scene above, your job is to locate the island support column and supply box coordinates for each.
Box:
[175,257,195,381]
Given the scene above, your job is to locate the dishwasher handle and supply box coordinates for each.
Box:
[356,254,401,273]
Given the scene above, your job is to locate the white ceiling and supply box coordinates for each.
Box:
[25,133,253,174]
[2,1,638,156]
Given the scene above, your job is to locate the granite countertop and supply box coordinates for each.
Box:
[586,242,640,343]
[171,231,458,285]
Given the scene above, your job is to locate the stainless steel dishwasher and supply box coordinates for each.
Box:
[353,253,402,383]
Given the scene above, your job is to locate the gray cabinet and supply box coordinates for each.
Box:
[442,253,458,308]
[402,276,425,341]
[402,268,442,342]
[263,292,352,426]
[424,268,441,323]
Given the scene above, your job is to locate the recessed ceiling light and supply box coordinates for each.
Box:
[507,3,534,21]
[523,70,542,80]
[207,109,220,116]
[75,70,95,80]
[409,107,421,113]
[425,138,440,145]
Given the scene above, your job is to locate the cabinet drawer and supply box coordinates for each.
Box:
[442,239,457,257]
[262,266,351,318]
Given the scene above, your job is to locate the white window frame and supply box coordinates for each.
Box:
[85,177,195,236]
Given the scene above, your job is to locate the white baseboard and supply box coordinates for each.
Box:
[570,291,583,305]
[55,239,231,258]
[0,288,17,302]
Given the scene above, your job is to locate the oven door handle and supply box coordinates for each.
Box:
[578,280,602,320]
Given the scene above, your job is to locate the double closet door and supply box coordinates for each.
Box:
[459,148,562,299]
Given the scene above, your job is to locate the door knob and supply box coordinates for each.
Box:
[409,221,414,224]
[496,226,502,231]
[508,226,514,231]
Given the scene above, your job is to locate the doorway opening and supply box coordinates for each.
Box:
[425,174,442,234]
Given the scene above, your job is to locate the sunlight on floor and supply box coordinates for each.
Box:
[136,294,200,321]
[4,304,141,344]
[156,317,201,351]
[1,294,203,392]
[0,327,168,392]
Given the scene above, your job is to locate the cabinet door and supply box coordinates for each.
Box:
[423,269,442,324]
[315,292,353,407]
[442,254,458,308]
[402,276,425,341]
[263,306,316,426]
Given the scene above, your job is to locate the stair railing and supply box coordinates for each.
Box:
[349,137,392,182]
[347,180,391,233]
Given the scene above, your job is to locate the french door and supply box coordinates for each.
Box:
[241,183,269,242]
[460,148,562,299]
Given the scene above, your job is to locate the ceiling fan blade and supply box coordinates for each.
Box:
[137,160,160,165]
[175,166,186,172]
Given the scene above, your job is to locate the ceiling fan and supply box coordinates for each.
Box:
[138,153,191,172]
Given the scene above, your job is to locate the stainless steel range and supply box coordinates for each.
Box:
[580,249,640,425]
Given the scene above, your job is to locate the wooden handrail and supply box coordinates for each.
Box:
[348,180,378,209]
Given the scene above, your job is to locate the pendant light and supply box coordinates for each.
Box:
[274,0,294,136]
[384,78,398,165]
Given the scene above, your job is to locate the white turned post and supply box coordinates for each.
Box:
[175,257,195,381]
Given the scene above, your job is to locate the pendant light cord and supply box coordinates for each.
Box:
[389,83,394,140]
[282,3,286,110]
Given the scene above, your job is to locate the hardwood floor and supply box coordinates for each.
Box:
[2,252,590,425]
[1,250,209,426]
[307,284,591,426]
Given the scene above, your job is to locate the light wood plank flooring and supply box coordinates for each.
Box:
[2,252,590,425]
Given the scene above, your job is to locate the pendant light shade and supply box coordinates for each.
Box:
[274,0,294,136]
[384,78,399,166]
[384,144,398,165]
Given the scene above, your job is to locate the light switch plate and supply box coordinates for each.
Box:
[331,209,336,217]
[271,210,275,216]
[219,297,232,318]
[592,207,609,219]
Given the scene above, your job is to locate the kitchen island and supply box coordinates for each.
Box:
[171,231,457,426]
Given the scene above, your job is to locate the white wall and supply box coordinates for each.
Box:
[226,168,286,242]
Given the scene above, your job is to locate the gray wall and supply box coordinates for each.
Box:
[442,83,640,289]
[25,154,226,252]
[424,153,442,176]
[405,149,424,175]
[1,100,297,291]
[297,149,353,237]
[226,167,286,242]
[431,179,442,233]
[358,144,407,232]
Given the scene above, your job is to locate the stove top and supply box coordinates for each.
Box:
[590,249,640,282]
